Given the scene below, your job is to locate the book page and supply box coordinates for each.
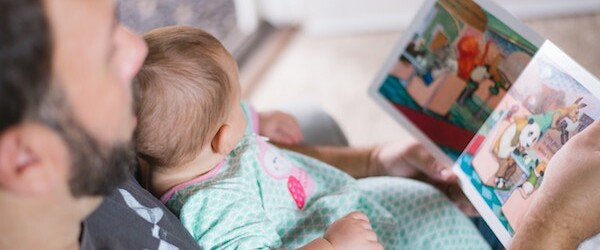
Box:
[455,41,600,247]
[369,0,544,165]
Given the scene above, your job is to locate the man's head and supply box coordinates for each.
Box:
[134,26,244,169]
[0,0,147,221]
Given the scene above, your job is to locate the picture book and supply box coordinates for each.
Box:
[368,0,600,246]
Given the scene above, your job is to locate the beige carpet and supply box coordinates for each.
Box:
[246,13,600,147]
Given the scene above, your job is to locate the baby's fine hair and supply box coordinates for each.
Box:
[134,26,235,168]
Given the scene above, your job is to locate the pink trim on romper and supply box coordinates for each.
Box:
[160,160,226,204]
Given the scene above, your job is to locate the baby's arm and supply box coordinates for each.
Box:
[258,110,303,145]
[298,212,383,250]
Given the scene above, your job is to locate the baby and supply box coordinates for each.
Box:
[134,26,488,249]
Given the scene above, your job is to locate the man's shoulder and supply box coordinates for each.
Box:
[82,175,200,250]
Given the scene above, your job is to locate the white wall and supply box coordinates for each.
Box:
[256,0,600,35]
[234,0,260,34]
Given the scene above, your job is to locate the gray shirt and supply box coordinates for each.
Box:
[82,175,200,250]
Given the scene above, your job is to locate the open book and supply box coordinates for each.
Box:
[368,0,600,247]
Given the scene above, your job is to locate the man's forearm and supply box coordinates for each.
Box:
[276,143,377,179]
[510,196,582,250]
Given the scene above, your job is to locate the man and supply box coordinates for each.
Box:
[0,0,599,249]
[0,0,147,248]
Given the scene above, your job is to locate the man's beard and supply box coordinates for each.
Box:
[36,86,135,197]
[63,124,135,197]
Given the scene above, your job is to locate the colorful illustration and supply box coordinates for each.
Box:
[378,0,538,159]
[458,53,600,236]
[370,0,599,246]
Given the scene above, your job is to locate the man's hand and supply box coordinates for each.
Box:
[370,141,478,216]
[512,119,600,249]
[370,141,453,181]
[258,111,303,145]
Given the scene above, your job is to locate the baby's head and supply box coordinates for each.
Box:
[134,26,246,170]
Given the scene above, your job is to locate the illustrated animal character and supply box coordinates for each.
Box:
[549,97,587,144]
[556,120,569,145]
[492,116,542,189]
[456,35,480,81]
[457,38,497,105]
[525,97,587,146]
[491,98,586,189]
[553,97,587,125]
[517,159,547,199]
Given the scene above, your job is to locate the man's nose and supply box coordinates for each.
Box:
[119,26,148,83]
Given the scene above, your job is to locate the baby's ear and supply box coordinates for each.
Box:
[211,124,234,155]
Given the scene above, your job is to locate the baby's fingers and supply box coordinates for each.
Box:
[275,124,303,145]
[280,116,303,143]
[347,211,370,222]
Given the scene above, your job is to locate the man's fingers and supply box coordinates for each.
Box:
[406,145,455,183]
[448,183,479,216]
[457,201,479,216]
[437,164,457,182]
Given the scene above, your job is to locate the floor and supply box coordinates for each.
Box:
[246,13,600,147]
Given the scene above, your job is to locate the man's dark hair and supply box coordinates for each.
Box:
[0,0,52,132]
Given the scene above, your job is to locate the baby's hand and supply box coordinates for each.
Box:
[258,111,303,145]
[323,211,383,250]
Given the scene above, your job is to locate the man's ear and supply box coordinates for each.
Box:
[0,127,62,195]
[211,124,234,155]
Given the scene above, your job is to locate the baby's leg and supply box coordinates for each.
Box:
[357,177,490,250]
